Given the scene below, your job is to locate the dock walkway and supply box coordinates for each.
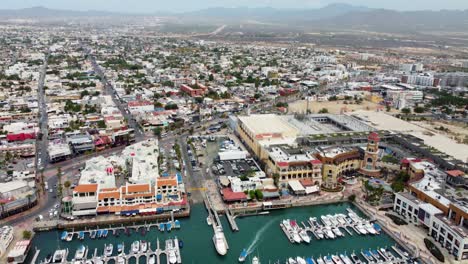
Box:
[55,238,181,264]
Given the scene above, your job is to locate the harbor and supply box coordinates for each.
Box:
[280,208,383,244]
[26,202,415,264]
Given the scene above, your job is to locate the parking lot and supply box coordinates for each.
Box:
[211,158,262,178]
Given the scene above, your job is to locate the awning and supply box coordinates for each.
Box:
[305,185,320,194]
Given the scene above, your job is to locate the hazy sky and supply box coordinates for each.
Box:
[1,0,468,13]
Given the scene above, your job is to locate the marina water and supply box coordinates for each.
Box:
[26,202,398,263]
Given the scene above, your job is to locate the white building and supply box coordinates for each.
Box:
[0,226,13,257]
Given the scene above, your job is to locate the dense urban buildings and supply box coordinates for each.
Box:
[0,4,467,263]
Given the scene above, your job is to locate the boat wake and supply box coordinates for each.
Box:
[246,219,275,254]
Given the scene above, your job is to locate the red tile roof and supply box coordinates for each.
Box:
[446,170,464,177]
[222,188,247,202]
[74,184,98,193]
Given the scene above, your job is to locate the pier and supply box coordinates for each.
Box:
[224,208,239,232]
[45,238,182,264]
[58,219,182,241]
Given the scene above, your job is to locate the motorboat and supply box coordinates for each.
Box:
[356,224,368,235]
[166,222,172,232]
[379,248,394,260]
[292,231,302,243]
[252,256,260,264]
[350,253,362,264]
[66,232,73,242]
[74,245,86,260]
[102,229,108,238]
[299,230,311,243]
[213,226,227,255]
[131,240,140,253]
[296,257,307,264]
[316,257,325,264]
[339,254,353,264]
[328,215,339,226]
[43,253,53,263]
[337,215,347,225]
[140,240,148,253]
[104,244,113,257]
[148,255,156,264]
[159,223,165,232]
[168,249,177,264]
[174,220,181,229]
[78,231,85,240]
[332,227,343,237]
[331,255,344,264]
[315,228,325,239]
[323,255,334,264]
[97,230,103,238]
[324,227,335,239]
[365,223,377,235]
[117,243,124,254]
[305,258,315,264]
[206,217,212,226]
[53,249,68,263]
[288,258,297,264]
[320,215,331,226]
[60,231,68,241]
[239,248,248,262]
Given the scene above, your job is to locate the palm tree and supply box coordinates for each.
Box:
[0,202,5,218]
[26,194,32,208]
[63,181,71,196]
[57,167,62,185]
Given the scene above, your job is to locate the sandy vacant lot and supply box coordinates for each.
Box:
[288,99,390,115]
[412,120,468,144]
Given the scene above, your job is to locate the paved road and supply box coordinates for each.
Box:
[84,47,144,142]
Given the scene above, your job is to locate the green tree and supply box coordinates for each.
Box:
[97,120,106,129]
[401,108,411,115]
[153,127,163,138]
[22,230,33,240]
[318,108,329,114]
[414,106,425,113]
[249,190,256,200]
[348,194,356,202]
[255,189,263,200]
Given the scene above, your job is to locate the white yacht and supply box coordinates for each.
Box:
[213,227,228,255]
[148,255,156,264]
[299,230,310,243]
[288,257,297,264]
[252,256,260,264]
[74,245,86,260]
[365,223,377,235]
[104,244,113,257]
[324,227,335,239]
[332,227,343,237]
[168,250,177,264]
[53,249,68,263]
[131,240,140,253]
[296,257,307,264]
[356,224,368,235]
[140,241,148,253]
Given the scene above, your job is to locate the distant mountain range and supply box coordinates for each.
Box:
[1,4,468,33]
